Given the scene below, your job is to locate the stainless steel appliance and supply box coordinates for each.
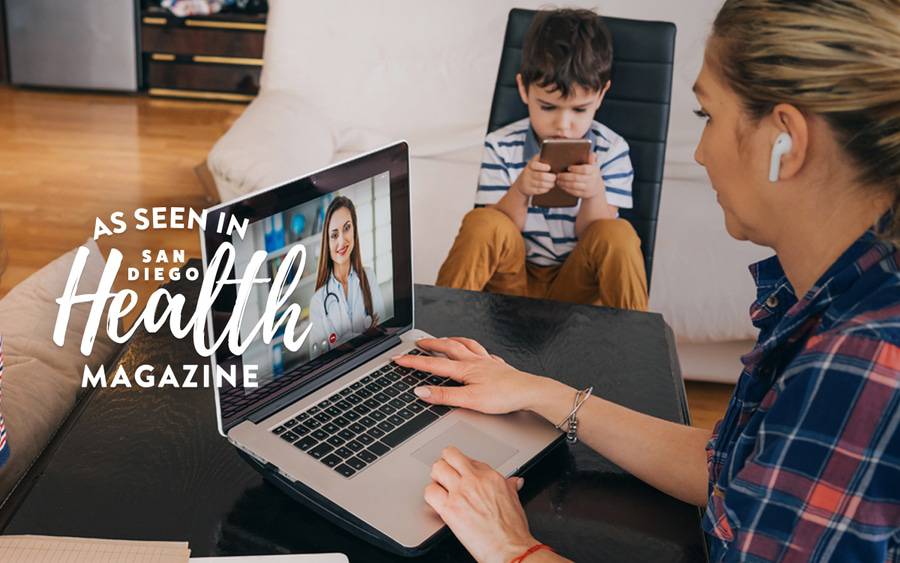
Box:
[5,0,138,91]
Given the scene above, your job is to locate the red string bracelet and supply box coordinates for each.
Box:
[510,543,555,563]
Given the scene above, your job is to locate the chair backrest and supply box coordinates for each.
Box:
[487,9,676,288]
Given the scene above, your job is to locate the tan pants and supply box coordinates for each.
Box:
[436,207,649,310]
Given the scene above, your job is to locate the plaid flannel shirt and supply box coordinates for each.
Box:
[704,225,900,562]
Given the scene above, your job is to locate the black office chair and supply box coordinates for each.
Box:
[486,9,676,290]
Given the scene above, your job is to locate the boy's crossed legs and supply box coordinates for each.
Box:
[436,207,649,310]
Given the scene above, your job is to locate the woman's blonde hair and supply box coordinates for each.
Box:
[711,0,900,242]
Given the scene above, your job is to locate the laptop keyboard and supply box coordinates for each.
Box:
[269,350,459,478]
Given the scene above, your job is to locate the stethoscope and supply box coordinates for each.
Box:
[317,274,370,350]
[323,280,340,316]
[322,274,368,319]
[319,277,342,349]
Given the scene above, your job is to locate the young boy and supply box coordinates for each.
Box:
[436,8,648,310]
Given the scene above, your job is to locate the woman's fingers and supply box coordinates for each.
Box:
[448,337,490,357]
[416,338,478,361]
[430,458,461,491]
[441,446,475,477]
[423,482,448,514]
[414,383,472,407]
[415,337,443,347]
[393,353,463,378]
[411,337,446,354]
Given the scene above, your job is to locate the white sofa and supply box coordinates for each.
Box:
[208,0,768,383]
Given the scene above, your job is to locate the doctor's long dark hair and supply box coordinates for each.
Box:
[315,196,374,316]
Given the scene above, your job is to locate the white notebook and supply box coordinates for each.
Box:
[191,556,348,562]
[0,535,348,563]
[0,535,190,562]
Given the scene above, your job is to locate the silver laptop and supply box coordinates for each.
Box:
[200,142,560,555]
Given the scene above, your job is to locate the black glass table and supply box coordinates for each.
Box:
[0,274,707,562]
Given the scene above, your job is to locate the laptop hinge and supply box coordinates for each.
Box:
[247,334,404,424]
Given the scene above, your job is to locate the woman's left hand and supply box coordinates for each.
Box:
[425,446,538,563]
[394,337,563,416]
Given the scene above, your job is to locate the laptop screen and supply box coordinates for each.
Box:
[202,143,413,433]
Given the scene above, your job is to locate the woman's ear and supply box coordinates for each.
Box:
[769,104,808,182]
[516,74,529,106]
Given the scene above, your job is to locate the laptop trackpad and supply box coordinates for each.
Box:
[411,421,518,468]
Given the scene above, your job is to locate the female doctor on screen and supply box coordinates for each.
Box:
[308,196,384,357]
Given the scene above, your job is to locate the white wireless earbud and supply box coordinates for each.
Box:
[768,132,793,183]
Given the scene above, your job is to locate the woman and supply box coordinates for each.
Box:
[308,196,384,357]
[395,1,900,561]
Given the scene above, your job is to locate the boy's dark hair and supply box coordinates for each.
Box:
[520,9,613,98]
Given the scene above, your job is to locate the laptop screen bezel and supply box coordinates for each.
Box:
[202,142,413,435]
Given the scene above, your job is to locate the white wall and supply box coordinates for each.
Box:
[213,0,769,365]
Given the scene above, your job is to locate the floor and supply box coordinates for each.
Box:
[0,86,242,303]
[0,85,735,429]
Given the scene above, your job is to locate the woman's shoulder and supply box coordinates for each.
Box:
[801,242,900,349]
[769,254,900,415]
[828,253,900,346]
[785,309,900,392]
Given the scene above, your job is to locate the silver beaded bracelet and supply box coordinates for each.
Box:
[554,386,593,443]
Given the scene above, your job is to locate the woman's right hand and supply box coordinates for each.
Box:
[513,156,556,197]
[393,337,565,415]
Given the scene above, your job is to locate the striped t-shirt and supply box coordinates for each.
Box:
[474,117,634,266]
[0,337,7,467]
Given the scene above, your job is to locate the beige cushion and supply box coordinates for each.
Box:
[209,89,337,203]
[0,239,119,499]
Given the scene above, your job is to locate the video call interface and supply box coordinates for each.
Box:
[231,172,395,390]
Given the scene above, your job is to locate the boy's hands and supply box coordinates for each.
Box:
[514,153,605,201]
[557,152,604,200]
[513,156,556,197]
